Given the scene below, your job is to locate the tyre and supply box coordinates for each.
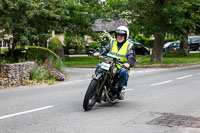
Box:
[83,79,99,111]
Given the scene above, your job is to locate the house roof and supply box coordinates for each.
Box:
[92,18,127,32]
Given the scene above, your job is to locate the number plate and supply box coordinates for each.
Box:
[101,62,111,70]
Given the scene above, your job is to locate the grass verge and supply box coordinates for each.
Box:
[64,53,200,68]
[135,53,200,67]
[64,56,104,67]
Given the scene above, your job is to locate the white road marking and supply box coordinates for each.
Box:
[0,105,54,120]
[66,79,91,83]
[130,69,167,75]
[150,80,173,87]
[177,75,193,80]
[198,73,200,75]
[124,89,133,92]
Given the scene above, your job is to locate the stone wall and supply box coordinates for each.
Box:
[0,62,34,87]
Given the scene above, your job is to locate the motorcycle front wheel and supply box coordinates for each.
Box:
[83,79,99,111]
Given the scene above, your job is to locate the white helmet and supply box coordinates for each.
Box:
[115,26,129,40]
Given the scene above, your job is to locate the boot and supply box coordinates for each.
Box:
[117,86,124,100]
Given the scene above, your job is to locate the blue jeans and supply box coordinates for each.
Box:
[95,63,129,87]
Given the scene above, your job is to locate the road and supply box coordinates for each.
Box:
[0,65,200,133]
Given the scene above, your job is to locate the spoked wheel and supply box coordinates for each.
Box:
[83,79,99,111]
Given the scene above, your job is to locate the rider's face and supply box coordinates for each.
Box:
[117,34,125,42]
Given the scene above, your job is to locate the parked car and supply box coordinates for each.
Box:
[133,42,150,55]
[188,36,200,51]
[163,42,181,53]
[163,42,175,52]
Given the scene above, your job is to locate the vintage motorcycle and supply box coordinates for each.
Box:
[83,54,126,111]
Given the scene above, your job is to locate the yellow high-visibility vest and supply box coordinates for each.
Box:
[109,39,133,68]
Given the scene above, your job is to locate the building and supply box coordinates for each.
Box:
[0,29,12,49]
[92,18,128,33]
[0,40,10,48]
[83,18,128,43]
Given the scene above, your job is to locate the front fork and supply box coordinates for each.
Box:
[92,72,108,102]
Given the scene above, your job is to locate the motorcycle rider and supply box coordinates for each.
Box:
[94,26,136,100]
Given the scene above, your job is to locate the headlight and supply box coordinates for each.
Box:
[112,67,117,74]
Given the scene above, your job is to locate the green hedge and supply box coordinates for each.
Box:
[13,46,59,62]
[135,35,148,45]
[48,38,63,51]
[27,46,59,60]
[145,39,154,48]
[134,34,176,48]
[48,38,64,59]
[164,38,175,43]
[88,42,101,49]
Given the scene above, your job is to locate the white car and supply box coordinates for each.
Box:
[163,42,174,49]
[163,41,180,52]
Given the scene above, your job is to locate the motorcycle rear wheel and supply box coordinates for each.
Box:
[83,79,99,111]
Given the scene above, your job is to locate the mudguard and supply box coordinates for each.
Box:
[93,73,103,80]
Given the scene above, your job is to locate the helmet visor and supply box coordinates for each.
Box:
[116,29,127,35]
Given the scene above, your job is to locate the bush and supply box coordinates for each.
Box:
[0,48,8,54]
[145,39,154,48]
[134,34,175,48]
[88,42,101,50]
[134,35,148,45]
[164,38,175,43]
[63,46,70,54]
[11,46,59,63]
[27,46,59,61]
[91,31,114,46]
[75,44,86,54]
[134,35,154,48]
[48,38,63,51]
[30,58,66,84]
[48,38,64,59]
[64,33,86,54]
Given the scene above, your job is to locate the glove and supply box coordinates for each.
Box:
[93,52,100,57]
[123,63,130,69]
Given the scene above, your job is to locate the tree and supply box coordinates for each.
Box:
[125,0,176,62]
[170,0,200,54]
[106,0,200,62]
[0,0,103,57]
[0,0,65,56]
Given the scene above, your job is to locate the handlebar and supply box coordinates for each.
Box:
[93,53,130,70]
[95,55,125,68]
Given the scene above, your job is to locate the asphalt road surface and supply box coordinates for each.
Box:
[0,65,200,133]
